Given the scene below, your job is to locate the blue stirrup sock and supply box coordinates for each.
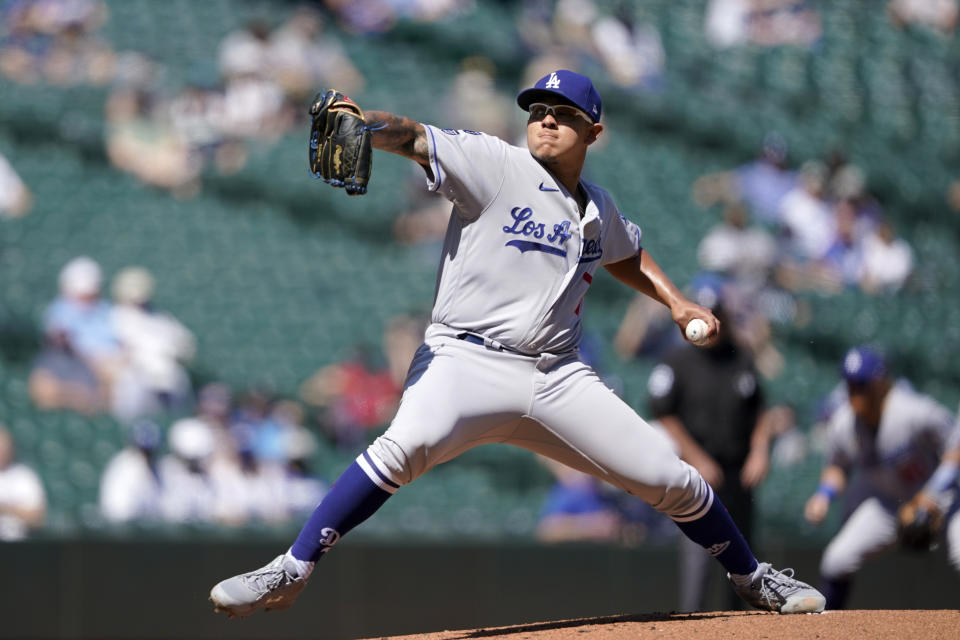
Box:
[673,491,758,577]
[290,452,399,562]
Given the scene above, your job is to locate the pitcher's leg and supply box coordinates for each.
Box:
[524,358,823,613]
[211,340,531,618]
[526,361,755,575]
[296,339,529,561]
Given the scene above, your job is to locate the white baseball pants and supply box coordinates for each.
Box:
[364,330,711,520]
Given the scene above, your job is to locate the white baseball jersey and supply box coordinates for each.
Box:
[825,381,954,506]
[421,125,642,355]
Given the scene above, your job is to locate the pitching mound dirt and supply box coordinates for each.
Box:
[369,609,959,640]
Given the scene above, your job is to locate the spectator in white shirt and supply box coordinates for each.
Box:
[99,420,163,523]
[109,266,195,422]
[0,425,46,540]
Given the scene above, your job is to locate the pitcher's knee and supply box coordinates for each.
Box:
[644,463,712,519]
[366,435,421,486]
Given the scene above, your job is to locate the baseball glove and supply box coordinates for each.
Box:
[896,494,944,552]
[308,89,372,196]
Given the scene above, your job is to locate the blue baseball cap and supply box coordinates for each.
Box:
[517,70,602,123]
[841,346,887,384]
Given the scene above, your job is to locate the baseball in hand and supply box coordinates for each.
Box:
[685,318,710,345]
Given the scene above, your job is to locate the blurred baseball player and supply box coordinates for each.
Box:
[804,346,960,609]
[210,70,825,617]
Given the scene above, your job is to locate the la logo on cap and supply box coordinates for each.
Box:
[545,72,560,89]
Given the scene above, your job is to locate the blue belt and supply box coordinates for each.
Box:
[456,332,538,357]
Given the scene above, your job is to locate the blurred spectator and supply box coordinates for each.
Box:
[29,256,121,414]
[443,57,514,140]
[109,266,196,422]
[224,395,326,523]
[323,0,397,35]
[816,199,864,293]
[218,19,272,82]
[706,0,821,49]
[104,87,202,196]
[0,151,32,219]
[40,20,114,86]
[859,219,914,294]
[281,424,327,517]
[382,313,430,389]
[0,0,113,85]
[0,424,47,540]
[158,416,219,524]
[393,187,452,252]
[9,0,108,36]
[217,19,291,141]
[166,81,228,169]
[266,5,365,102]
[590,4,665,91]
[697,204,778,288]
[777,160,835,262]
[191,382,238,465]
[766,405,807,468]
[219,69,289,141]
[213,420,288,525]
[300,345,400,450]
[613,294,681,362]
[517,1,566,53]
[888,0,958,34]
[99,419,163,523]
[230,387,278,459]
[692,132,797,225]
[550,0,597,53]
[299,315,418,450]
[535,456,623,543]
[827,163,882,238]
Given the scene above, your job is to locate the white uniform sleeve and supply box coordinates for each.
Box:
[825,406,855,471]
[422,125,507,221]
[918,396,955,452]
[600,209,643,266]
[947,423,960,452]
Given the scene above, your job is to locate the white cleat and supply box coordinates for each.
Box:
[729,562,826,614]
[210,554,307,618]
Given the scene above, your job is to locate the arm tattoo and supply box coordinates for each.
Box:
[365,110,429,166]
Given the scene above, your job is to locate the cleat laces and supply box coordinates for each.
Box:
[755,566,802,609]
[241,559,291,594]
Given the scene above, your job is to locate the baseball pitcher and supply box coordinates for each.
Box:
[209,70,825,618]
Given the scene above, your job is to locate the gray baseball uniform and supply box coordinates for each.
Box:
[819,382,960,578]
[363,125,711,521]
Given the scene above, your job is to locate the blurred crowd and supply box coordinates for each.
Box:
[615,133,917,384]
[103,4,366,197]
[0,0,367,197]
[6,252,428,533]
[29,256,195,420]
[98,385,326,527]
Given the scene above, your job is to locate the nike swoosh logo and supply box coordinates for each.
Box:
[538,182,559,192]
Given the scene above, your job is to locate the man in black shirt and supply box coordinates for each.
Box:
[647,283,775,611]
